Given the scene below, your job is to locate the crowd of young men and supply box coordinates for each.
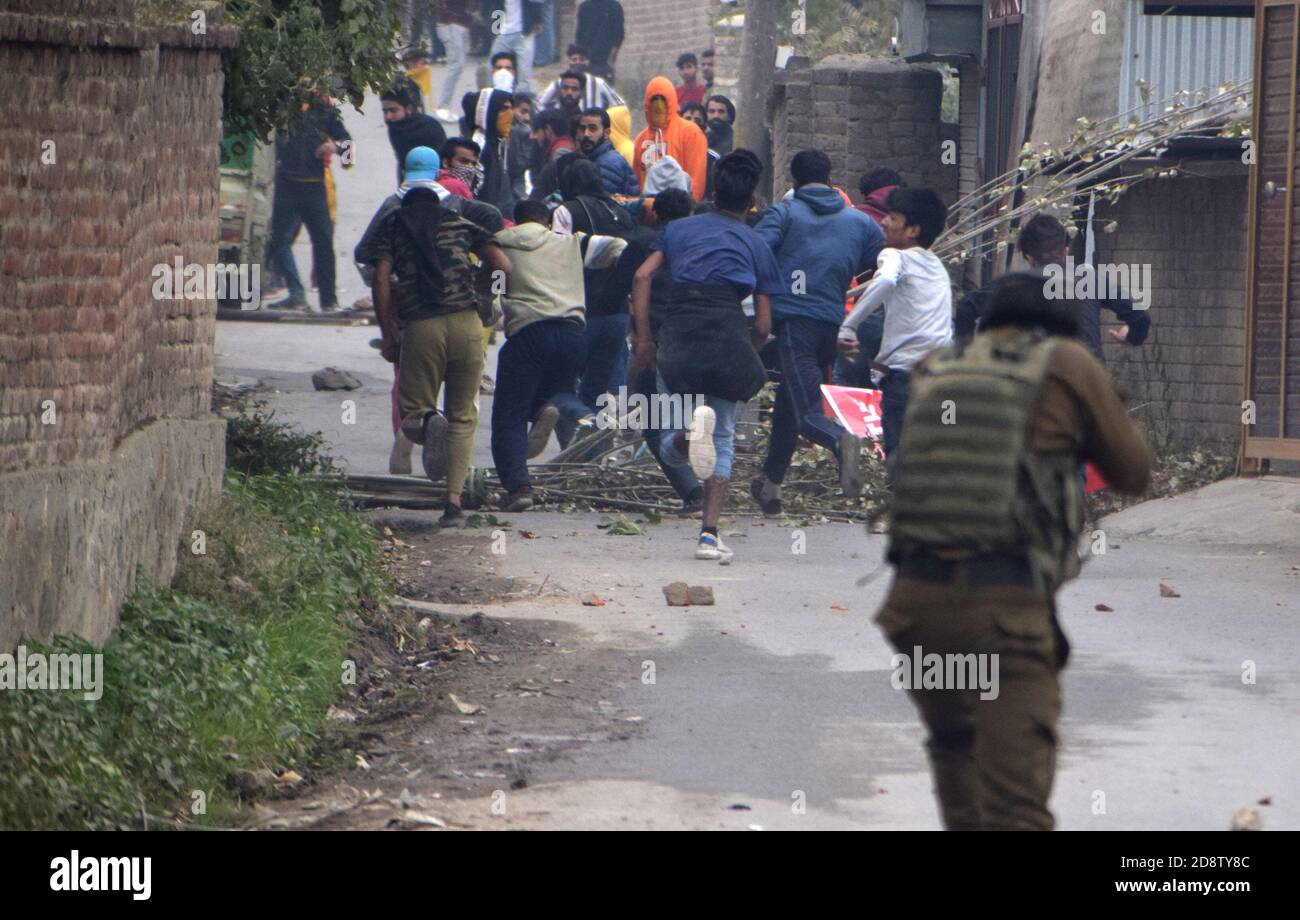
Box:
[336,27,1160,832]
[352,49,1154,546]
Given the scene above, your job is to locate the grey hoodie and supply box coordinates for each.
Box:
[493,222,628,337]
[643,156,693,196]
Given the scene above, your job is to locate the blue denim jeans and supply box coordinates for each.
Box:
[657,371,740,480]
[534,0,557,66]
[436,23,469,109]
[490,319,585,492]
[489,30,536,94]
[555,312,628,446]
[265,178,336,307]
[879,368,912,463]
[630,367,700,500]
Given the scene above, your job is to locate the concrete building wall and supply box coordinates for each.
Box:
[771,55,957,205]
[0,0,231,649]
[1095,174,1248,446]
[957,60,979,198]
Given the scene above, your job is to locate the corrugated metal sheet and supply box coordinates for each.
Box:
[1119,1,1254,120]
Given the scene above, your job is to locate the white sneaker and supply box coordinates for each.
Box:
[687,405,717,478]
[695,532,732,561]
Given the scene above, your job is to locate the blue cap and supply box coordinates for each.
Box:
[404,146,441,182]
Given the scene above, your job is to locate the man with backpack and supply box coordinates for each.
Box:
[369,148,512,527]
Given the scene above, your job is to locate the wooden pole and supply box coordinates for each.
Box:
[735,0,778,194]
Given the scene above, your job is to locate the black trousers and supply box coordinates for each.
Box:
[265,178,336,308]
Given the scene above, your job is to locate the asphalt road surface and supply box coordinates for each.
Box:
[217,321,1300,831]
[219,69,1300,829]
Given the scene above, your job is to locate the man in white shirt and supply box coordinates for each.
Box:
[839,187,952,462]
[536,44,627,111]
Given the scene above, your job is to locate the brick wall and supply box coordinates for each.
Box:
[1096,173,1248,446]
[0,0,232,647]
[711,18,742,99]
[601,0,715,86]
[770,55,957,205]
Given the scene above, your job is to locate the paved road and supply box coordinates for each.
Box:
[216,324,1300,830]
[280,75,482,311]
[220,69,1300,828]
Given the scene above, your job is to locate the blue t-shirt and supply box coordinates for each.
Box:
[651,211,784,296]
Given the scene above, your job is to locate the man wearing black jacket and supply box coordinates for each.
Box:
[382,78,447,182]
[264,92,352,311]
[575,0,623,82]
[955,213,1151,362]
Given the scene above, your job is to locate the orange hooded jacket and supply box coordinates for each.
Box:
[632,75,709,201]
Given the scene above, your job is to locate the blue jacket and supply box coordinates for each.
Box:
[754,184,884,325]
[588,139,639,197]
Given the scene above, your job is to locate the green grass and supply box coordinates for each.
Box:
[0,472,387,830]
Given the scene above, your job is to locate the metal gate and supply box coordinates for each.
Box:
[1245,0,1300,463]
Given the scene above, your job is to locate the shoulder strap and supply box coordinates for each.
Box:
[575,197,598,235]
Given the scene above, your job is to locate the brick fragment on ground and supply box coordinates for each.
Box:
[662,582,690,606]
[686,585,715,605]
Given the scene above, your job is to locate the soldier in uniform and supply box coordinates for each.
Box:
[875,272,1152,830]
[370,149,511,527]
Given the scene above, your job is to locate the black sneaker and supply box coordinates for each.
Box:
[265,294,309,312]
[437,502,466,528]
[749,478,782,516]
[421,412,450,482]
[501,487,534,512]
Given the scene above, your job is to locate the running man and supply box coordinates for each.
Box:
[630,149,780,561]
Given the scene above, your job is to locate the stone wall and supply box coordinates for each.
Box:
[770,55,957,204]
[0,0,233,648]
[1095,172,1248,446]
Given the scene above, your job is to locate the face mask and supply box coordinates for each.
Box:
[496,109,514,137]
[450,162,484,194]
[649,98,668,129]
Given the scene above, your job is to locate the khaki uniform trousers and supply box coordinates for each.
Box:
[876,570,1065,831]
[398,309,485,491]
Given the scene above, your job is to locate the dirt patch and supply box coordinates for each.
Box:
[375,515,522,604]
[237,519,641,830]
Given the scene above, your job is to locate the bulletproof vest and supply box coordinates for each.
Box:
[888,329,1085,597]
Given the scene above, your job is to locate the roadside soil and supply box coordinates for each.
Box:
[236,518,642,831]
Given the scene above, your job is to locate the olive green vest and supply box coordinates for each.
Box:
[888,330,1085,597]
